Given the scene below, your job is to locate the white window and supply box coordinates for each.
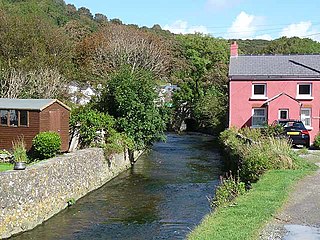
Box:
[301,108,311,128]
[252,84,267,99]
[279,109,289,120]
[252,108,267,127]
[297,83,312,99]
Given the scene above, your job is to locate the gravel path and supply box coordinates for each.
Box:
[260,152,320,240]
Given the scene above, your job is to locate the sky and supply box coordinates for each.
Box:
[65,0,320,41]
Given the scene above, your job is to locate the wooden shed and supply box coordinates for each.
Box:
[0,98,70,152]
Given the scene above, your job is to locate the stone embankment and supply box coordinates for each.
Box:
[0,148,142,239]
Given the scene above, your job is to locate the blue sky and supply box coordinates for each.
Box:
[65,0,320,41]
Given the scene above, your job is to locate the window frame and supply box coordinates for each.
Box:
[0,109,29,127]
[251,107,267,128]
[300,108,312,129]
[297,83,313,99]
[252,83,267,99]
[278,109,289,120]
[19,110,29,127]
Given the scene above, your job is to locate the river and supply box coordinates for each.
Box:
[13,133,222,240]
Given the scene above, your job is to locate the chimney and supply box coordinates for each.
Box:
[230,41,238,57]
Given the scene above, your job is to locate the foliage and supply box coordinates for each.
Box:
[0,149,10,155]
[171,34,229,132]
[220,127,297,182]
[194,86,228,131]
[0,163,13,172]
[262,123,284,137]
[32,131,61,160]
[0,68,66,99]
[297,147,309,155]
[103,131,134,155]
[98,66,166,150]
[12,136,27,163]
[260,36,320,54]
[67,198,76,207]
[75,24,172,82]
[229,39,270,54]
[188,169,315,240]
[70,106,115,149]
[313,133,320,149]
[212,173,246,208]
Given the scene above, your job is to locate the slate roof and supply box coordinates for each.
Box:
[229,54,320,79]
[0,98,71,111]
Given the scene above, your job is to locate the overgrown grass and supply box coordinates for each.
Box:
[0,163,13,172]
[188,166,317,240]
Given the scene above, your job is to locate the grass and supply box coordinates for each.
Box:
[188,167,316,240]
[0,163,13,172]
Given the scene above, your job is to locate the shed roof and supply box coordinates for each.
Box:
[0,98,71,111]
[229,54,320,80]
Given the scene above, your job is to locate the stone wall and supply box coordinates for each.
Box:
[0,148,142,239]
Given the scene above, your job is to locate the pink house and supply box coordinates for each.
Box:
[228,42,320,143]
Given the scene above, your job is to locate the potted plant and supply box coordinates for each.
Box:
[12,137,28,170]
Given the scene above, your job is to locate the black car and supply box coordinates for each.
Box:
[274,119,310,147]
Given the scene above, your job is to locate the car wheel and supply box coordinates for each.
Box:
[305,141,310,148]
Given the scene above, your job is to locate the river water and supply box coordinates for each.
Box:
[13,133,222,240]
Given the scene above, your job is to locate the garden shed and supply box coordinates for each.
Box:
[0,98,70,152]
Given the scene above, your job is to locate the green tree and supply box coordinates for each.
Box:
[98,66,166,150]
[171,34,229,132]
[260,36,320,54]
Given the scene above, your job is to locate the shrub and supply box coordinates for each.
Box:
[70,106,115,149]
[212,172,246,208]
[313,133,320,149]
[32,132,61,159]
[12,137,28,163]
[220,127,295,183]
[103,131,134,156]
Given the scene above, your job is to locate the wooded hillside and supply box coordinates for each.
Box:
[1,0,320,132]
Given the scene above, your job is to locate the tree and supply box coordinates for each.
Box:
[194,86,228,131]
[98,66,166,150]
[75,24,172,81]
[0,68,66,99]
[260,37,320,54]
[171,33,229,131]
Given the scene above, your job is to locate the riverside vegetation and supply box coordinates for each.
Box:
[188,127,317,240]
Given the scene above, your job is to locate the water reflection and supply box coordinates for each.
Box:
[12,133,222,240]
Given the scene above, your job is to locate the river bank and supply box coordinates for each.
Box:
[0,148,142,239]
[260,151,320,240]
[11,133,222,240]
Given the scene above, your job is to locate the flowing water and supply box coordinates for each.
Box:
[13,133,222,240]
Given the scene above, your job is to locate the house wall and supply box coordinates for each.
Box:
[40,102,70,152]
[0,111,40,150]
[229,79,320,142]
[0,148,143,239]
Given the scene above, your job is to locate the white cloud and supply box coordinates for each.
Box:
[163,20,209,34]
[226,11,258,39]
[280,21,320,41]
[280,21,320,42]
[281,21,312,37]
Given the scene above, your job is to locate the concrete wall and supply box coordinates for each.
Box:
[0,148,142,239]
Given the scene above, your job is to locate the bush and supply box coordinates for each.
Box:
[70,106,115,149]
[220,127,295,182]
[212,172,246,208]
[313,134,320,149]
[32,132,61,159]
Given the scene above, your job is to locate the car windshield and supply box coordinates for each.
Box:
[279,121,305,129]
